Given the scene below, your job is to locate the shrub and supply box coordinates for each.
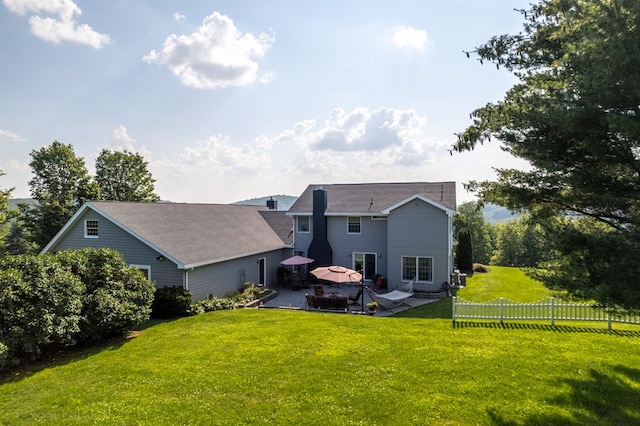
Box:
[0,342,8,370]
[56,248,156,344]
[189,296,236,315]
[152,286,192,319]
[473,263,490,273]
[0,255,84,368]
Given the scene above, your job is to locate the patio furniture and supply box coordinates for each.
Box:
[305,293,316,308]
[348,287,362,304]
[313,284,325,296]
[365,279,414,310]
[312,294,349,311]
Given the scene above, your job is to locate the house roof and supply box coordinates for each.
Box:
[287,182,457,215]
[44,201,290,269]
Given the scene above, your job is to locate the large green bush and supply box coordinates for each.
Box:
[56,249,155,344]
[152,286,192,319]
[0,249,155,371]
[0,255,84,368]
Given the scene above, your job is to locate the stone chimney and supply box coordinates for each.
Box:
[307,188,333,266]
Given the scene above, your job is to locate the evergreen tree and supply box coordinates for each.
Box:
[455,228,473,272]
[455,0,640,310]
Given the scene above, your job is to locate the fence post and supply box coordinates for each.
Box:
[452,296,457,326]
[550,297,555,326]
[500,297,504,324]
[607,311,612,330]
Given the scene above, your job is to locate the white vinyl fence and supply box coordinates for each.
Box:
[452,296,640,330]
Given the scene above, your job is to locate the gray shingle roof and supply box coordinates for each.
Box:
[287,182,457,214]
[89,202,289,268]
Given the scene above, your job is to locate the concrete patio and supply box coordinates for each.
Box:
[257,283,440,316]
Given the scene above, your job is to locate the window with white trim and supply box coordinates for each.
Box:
[402,256,433,282]
[297,216,310,233]
[84,219,99,238]
[347,216,361,234]
[131,265,151,280]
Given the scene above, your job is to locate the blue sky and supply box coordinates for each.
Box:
[0,0,531,204]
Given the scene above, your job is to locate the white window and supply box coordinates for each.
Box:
[402,256,433,282]
[131,265,151,280]
[84,219,99,238]
[347,216,361,234]
[297,216,310,233]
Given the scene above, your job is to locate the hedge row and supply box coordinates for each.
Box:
[0,248,155,372]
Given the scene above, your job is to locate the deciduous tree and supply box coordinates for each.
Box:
[22,141,99,249]
[0,169,14,254]
[95,149,160,202]
[455,0,640,309]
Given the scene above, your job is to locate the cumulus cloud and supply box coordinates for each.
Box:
[148,106,451,203]
[393,26,427,50]
[311,107,426,152]
[0,129,25,142]
[2,0,111,48]
[180,134,269,174]
[143,11,275,89]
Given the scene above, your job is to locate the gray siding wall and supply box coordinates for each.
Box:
[49,210,184,288]
[327,216,387,277]
[187,248,287,300]
[387,201,451,291]
[292,215,313,255]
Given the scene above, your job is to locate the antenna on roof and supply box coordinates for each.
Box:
[441,184,444,203]
[368,198,373,211]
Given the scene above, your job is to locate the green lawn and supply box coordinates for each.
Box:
[2,267,640,425]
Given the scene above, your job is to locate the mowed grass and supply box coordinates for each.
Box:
[2,268,640,425]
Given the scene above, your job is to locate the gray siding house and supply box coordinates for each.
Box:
[42,201,293,300]
[287,182,457,292]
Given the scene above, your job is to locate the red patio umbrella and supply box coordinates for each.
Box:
[310,266,362,284]
[280,255,315,266]
[311,266,365,312]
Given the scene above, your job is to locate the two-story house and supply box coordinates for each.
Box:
[287,182,457,291]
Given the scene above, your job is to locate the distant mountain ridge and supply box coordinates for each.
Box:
[9,196,518,221]
[232,194,298,211]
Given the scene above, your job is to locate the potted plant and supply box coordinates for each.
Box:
[366,301,378,315]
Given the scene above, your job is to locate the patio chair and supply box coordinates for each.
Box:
[313,284,325,296]
[365,279,414,310]
[305,294,316,309]
[348,287,362,304]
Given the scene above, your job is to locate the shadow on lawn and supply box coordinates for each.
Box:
[487,365,640,425]
[0,318,170,384]
[452,321,640,337]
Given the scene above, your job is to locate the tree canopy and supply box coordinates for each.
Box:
[455,0,640,310]
[95,149,160,202]
[21,141,99,249]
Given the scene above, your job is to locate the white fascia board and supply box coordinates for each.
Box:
[381,194,456,216]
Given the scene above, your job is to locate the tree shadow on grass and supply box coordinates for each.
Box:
[0,318,171,384]
[487,365,640,425]
[453,321,640,337]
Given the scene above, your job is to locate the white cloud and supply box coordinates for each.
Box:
[393,26,427,50]
[0,129,26,142]
[311,107,427,152]
[143,11,275,89]
[180,134,268,175]
[2,0,111,48]
[173,12,185,23]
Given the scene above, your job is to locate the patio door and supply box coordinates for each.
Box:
[258,257,266,285]
[353,252,376,281]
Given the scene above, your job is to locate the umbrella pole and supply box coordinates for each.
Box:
[361,280,365,313]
